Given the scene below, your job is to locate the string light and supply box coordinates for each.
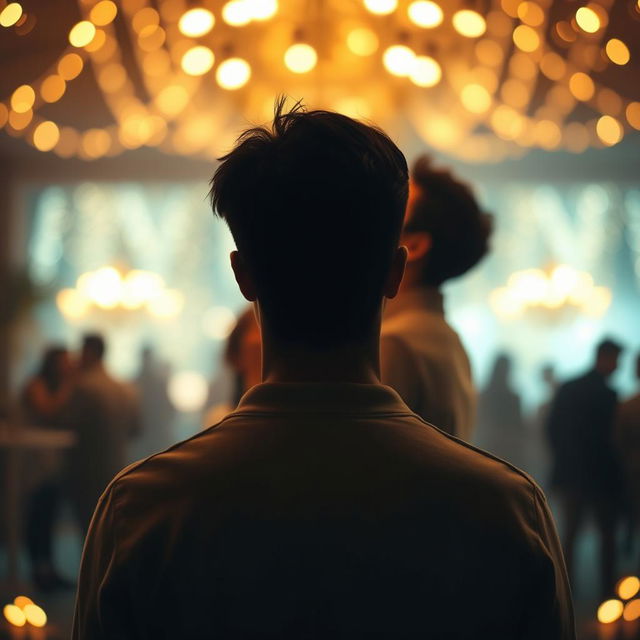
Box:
[90,1,118,26]
[409,55,441,86]
[216,58,251,89]
[605,39,630,65]
[596,115,623,146]
[69,21,96,48]
[33,121,60,151]
[10,85,35,113]
[181,46,215,76]
[452,10,486,38]
[179,9,215,37]
[461,84,492,113]
[347,28,379,56]
[284,43,317,73]
[0,3,23,28]
[407,1,443,28]
[364,0,398,16]
[222,1,253,26]
[575,6,601,33]
[598,599,624,624]
[383,45,416,77]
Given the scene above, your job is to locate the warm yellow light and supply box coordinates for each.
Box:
[202,306,237,340]
[491,105,525,140]
[596,88,622,116]
[132,7,159,33]
[168,371,208,411]
[409,55,441,86]
[58,53,84,80]
[534,119,562,150]
[569,72,594,101]
[155,85,190,116]
[512,24,540,51]
[85,28,106,52]
[284,43,317,73]
[540,52,566,80]
[8,109,32,130]
[347,27,379,56]
[364,0,398,15]
[179,8,215,37]
[501,79,529,108]
[517,1,544,26]
[626,102,640,130]
[82,129,111,158]
[216,58,251,89]
[383,45,416,77]
[11,84,35,113]
[23,604,46,628]
[56,288,90,318]
[69,21,96,48]
[617,576,640,601]
[0,3,23,27]
[54,127,80,158]
[148,290,184,318]
[13,597,33,609]
[121,271,163,308]
[623,599,640,622]
[248,0,279,20]
[222,1,252,26]
[3,604,26,627]
[33,121,60,152]
[334,97,372,119]
[40,75,66,103]
[98,63,127,92]
[460,83,491,113]
[605,38,630,65]
[596,115,623,146]
[0,104,7,129]
[598,599,624,624]
[181,45,215,75]
[564,122,590,153]
[408,1,443,28]
[575,6,600,33]
[475,39,503,66]
[452,10,486,38]
[90,0,117,26]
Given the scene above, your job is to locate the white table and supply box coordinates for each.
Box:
[0,425,76,589]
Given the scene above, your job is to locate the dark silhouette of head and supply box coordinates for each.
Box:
[403,155,491,288]
[595,338,623,377]
[636,353,640,381]
[209,99,408,348]
[490,353,512,387]
[38,346,70,391]
[81,333,106,369]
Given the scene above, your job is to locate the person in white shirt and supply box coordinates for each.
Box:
[73,101,574,639]
[381,157,491,441]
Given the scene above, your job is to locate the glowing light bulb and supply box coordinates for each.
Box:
[216,57,251,89]
[605,38,630,65]
[347,27,379,56]
[596,115,623,146]
[598,599,624,624]
[179,8,215,37]
[0,3,23,27]
[452,10,486,38]
[383,45,416,77]
[461,83,491,113]
[69,21,96,47]
[181,45,215,75]
[409,55,441,86]
[33,121,60,152]
[284,43,317,73]
[408,1,443,28]
[364,0,398,15]
[575,6,600,33]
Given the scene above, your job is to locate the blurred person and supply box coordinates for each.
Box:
[64,333,139,532]
[132,345,174,459]
[74,102,574,639]
[475,353,526,470]
[546,338,624,599]
[21,345,75,591]
[616,353,640,547]
[381,156,491,441]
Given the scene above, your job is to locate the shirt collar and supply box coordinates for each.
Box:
[385,285,444,319]
[233,382,412,416]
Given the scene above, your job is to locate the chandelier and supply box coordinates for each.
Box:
[1,0,639,163]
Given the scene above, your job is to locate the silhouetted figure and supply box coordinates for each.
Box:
[475,353,526,469]
[21,346,75,591]
[547,338,624,599]
[225,306,261,406]
[381,157,491,441]
[64,334,139,532]
[132,345,174,459]
[74,102,574,639]
[616,353,640,549]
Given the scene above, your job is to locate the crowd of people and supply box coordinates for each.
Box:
[10,103,639,638]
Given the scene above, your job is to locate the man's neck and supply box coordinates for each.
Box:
[262,334,381,385]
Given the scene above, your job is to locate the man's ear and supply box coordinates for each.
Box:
[403,231,431,263]
[230,251,257,302]
[384,246,408,300]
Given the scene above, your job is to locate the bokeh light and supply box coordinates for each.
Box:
[408,1,443,28]
[627,102,640,130]
[569,72,595,101]
[249,0,279,20]
[222,1,252,26]
[10,84,35,113]
[623,599,640,622]
[461,83,492,113]
[284,43,317,73]
[347,27,379,56]
[202,306,237,340]
[69,21,96,48]
[168,371,209,412]
[40,75,66,103]
[605,38,630,65]
[383,45,416,77]
[58,53,84,80]
[216,58,251,90]
[596,115,623,146]
[90,1,118,26]
[452,10,486,38]
[0,3,23,28]
[33,121,60,152]
[364,0,398,15]
[617,576,640,600]
[575,6,601,33]
[3,604,26,627]
[597,599,624,624]
[513,24,540,51]
[181,46,215,76]
[409,55,441,87]
[23,604,46,628]
[179,8,215,37]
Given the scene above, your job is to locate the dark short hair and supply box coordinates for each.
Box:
[209,99,408,347]
[405,155,491,286]
[596,338,623,359]
[82,333,106,359]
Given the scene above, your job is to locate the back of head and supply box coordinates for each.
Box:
[210,99,408,347]
[595,337,623,376]
[82,333,106,366]
[38,345,68,391]
[406,156,491,287]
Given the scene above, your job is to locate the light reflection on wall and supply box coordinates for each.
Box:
[21,180,640,425]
